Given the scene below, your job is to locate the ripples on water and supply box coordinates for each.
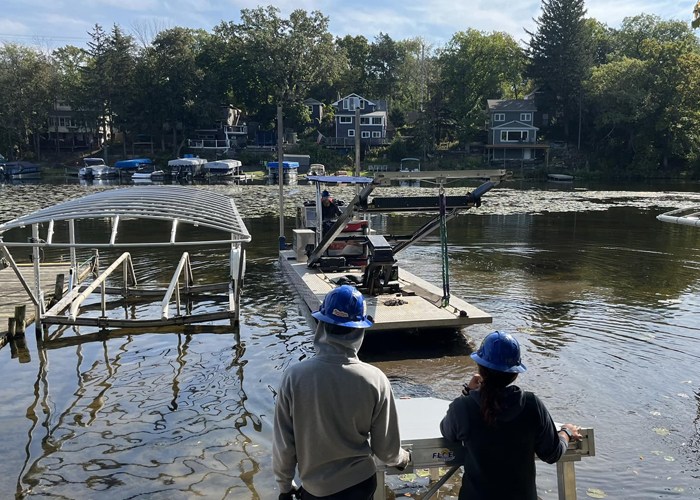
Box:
[0,181,699,498]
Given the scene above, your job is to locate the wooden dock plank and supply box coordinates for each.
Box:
[0,263,71,343]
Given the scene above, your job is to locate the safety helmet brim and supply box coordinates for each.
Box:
[312,309,373,328]
[470,352,527,373]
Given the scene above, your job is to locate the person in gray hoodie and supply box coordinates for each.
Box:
[273,285,410,499]
[440,331,581,500]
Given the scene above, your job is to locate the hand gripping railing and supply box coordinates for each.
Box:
[161,252,194,319]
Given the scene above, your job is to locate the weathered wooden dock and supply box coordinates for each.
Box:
[0,263,71,347]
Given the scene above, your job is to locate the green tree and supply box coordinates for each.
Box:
[0,43,56,159]
[438,29,526,146]
[51,45,89,152]
[216,6,343,129]
[138,27,209,155]
[335,35,371,97]
[366,33,406,101]
[585,16,700,173]
[526,0,592,140]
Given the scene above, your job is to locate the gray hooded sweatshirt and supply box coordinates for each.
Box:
[273,323,409,497]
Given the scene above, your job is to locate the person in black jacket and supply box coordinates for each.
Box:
[440,331,581,500]
[321,190,342,221]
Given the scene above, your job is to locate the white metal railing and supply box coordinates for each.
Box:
[161,252,194,319]
[69,252,137,320]
[187,139,231,149]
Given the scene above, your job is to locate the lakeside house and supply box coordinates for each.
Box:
[324,93,390,149]
[485,98,549,164]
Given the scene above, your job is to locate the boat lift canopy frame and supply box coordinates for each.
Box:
[0,186,251,340]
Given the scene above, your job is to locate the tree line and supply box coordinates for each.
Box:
[0,1,699,177]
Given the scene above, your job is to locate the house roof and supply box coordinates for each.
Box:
[332,93,376,107]
[491,120,539,130]
[488,99,537,112]
[304,98,323,105]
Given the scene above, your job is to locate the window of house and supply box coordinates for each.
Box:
[348,129,355,137]
[360,117,370,124]
[500,130,528,142]
[361,131,370,138]
[520,113,532,122]
[339,116,352,124]
[494,113,505,121]
[372,117,382,125]
[345,96,360,111]
[372,131,381,138]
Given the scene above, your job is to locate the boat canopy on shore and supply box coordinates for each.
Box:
[0,186,251,343]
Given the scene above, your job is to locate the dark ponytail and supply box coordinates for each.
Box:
[478,364,518,426]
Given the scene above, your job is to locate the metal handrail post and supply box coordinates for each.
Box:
[101,278,106,318]
[161,252,191,319]
[32,224,42,324]
[175,280,181,316]
[69,252,131,320]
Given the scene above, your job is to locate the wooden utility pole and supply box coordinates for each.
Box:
[354,107,361,176]
[277,104,285,249]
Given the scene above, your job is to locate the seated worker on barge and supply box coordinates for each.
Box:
[321,189,343,235]
[440,331,582,500]
[273,285,410,499]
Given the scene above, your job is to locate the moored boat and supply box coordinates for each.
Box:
[131,165,166,182]
[168,156,207,178]
[547,173,574,182]
[280,169,508,333]
[79,157,119,179]
[114,158,154,173]
[0,161,41,180]
[203,159,252,183]
[267,161,298,184]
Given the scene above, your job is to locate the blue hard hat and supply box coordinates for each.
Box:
[312,285,373,328]
[322,190,330,198]
[470,331,527,373]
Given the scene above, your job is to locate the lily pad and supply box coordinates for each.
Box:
[398,473,417,482]
[586,487,607,498]
[663,456,675,462]
[653,427,670,436]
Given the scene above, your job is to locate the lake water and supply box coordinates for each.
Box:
[0,177,699,499]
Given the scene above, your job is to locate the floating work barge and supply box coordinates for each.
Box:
[280,169,508,333]
[0,186,251,345]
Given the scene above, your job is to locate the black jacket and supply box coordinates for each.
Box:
[440,386,565,500]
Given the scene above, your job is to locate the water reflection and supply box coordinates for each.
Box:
[0,183,699,498]
[14,330,272,498]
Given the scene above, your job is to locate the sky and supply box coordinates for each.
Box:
[0,0,696,51]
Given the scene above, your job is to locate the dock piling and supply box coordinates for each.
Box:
[14,305,26,336]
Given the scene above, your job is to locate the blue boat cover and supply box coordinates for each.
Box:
[307,175,373,184]
[114,158,153,169]
[267,161,299,169]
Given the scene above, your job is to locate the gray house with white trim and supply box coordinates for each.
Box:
[329,93,388,147]
[486,99,544,162]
